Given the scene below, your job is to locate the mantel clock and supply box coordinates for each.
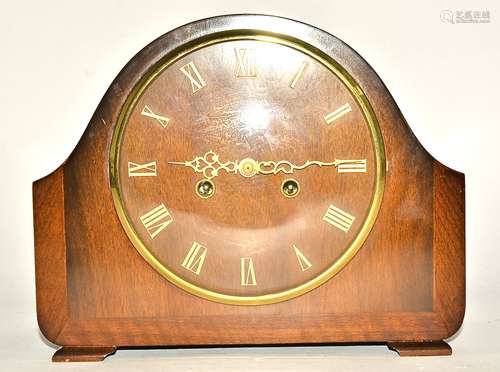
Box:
[33,14,465,362]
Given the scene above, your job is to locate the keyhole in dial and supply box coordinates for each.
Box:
[196,179,215,199]
[281,179,300,198]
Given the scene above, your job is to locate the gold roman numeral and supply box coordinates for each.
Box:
[324,103,352,125]
[240,257,257,286]
[293,245,312,272]
[181,242,207,275]
[141,105,170,128]
[323,204,355,232]
[235,48,256,77]
[179,61,207,93]
[128,161,157,177]
[337,159,367,173]
[290,61,308,88]
[140,204,173,239]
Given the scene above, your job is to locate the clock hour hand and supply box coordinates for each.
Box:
[168,150,366,180]
[168,151,239,180]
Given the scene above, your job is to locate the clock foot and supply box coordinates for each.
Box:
[387,341,452,356]
[52,346,117,362]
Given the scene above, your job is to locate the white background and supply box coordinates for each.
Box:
[1,0,499,371]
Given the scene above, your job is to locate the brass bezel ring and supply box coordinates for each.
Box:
[109,29,386,306]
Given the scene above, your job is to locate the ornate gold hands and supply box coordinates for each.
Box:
[168,150,366,180]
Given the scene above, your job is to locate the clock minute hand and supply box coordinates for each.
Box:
[168,151,366,179]
[258,159,340,175]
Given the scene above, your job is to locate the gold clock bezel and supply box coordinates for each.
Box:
[109,30,386,306]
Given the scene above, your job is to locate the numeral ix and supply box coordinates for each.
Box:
[128,161,157,177]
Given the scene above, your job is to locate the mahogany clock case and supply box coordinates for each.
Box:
[32,15,465,361]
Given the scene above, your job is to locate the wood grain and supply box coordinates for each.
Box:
[32,15,465,361]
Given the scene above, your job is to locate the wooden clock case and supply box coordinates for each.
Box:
[32,15,465,362]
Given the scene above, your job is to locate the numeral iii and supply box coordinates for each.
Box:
[337,159,367,173]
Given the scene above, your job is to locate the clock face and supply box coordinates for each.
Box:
[110,34,385,305]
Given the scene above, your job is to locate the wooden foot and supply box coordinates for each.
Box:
[387,341,452,356]
[52,346,117,362]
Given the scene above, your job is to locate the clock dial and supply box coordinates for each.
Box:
[110,35,385,305]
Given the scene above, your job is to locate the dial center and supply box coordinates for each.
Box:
[238,158,258,177]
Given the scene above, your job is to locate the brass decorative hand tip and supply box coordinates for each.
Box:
[168,151,366,180]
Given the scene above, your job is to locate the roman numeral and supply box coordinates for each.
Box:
[181,242,207,275]
[323,204,355,232]
[324,103,352,125]
[140,204,173,239]
[128,161,157,177]
[240,257,257,286]
[290,61,308,88]
[141,105,170,128]
[179,61,207,93]
[337,159,367,173]
[293,245,312,272]
[235,48,256,77]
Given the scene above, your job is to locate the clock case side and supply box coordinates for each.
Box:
[327,15,465,341]
[364,52,466,339]
[30,12,195,350]
[364,71,466,343]
[32,14,465,357]
[432,161,465,337]
[33,166,69,345]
